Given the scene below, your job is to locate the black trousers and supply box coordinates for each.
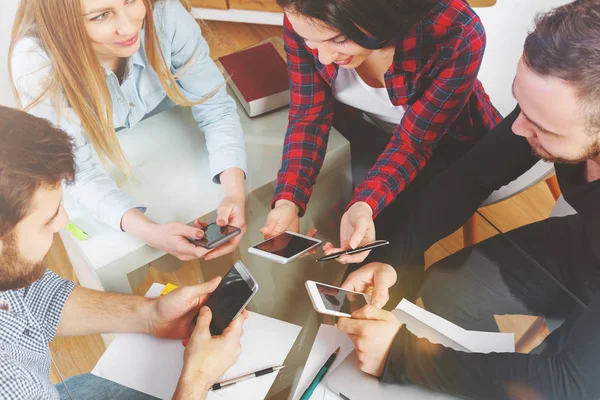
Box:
[339,115,474,305]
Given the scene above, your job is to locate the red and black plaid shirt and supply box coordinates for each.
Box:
[273,0,502,218]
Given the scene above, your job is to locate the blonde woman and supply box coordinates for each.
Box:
[9,0,247,261]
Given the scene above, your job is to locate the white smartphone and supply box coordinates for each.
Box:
[248,231,322,264]
[194,261,258,336]
[305,280,371,318]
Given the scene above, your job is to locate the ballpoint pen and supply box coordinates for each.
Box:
[299,347,340,400]
[211,365,285,391]
[317,240,389,262]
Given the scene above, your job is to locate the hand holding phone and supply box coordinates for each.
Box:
[192,261,258,336]
[305,281,370,318]
[187,222,241,249]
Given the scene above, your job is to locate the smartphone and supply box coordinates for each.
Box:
[305,280,370,317]
[194,261,258,335]
[248,231,322,264]
[188,223,241,249]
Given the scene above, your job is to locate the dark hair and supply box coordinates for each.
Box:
[523,0,600,130]
[277,0,438,49]
[0,106,76,236]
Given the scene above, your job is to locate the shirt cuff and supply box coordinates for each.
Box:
[347,194,380,219]
[95,190,147,231]
[272,184,310,217]
[210,149,248,184]
[380,325,412,384]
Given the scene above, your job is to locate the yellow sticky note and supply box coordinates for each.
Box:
[66,222,88,240]
[160,283,178,296]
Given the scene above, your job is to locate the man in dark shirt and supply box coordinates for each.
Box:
[335,1,600,399]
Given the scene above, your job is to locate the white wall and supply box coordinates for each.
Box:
[1,1,19,108]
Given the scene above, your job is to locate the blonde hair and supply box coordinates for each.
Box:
[9,0,217,176]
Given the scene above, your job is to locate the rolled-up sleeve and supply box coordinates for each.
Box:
[11,39,145,230]
[161,0,247,182]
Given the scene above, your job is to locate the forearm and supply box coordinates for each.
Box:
[220,167,245,199]
[384,293,600,400]
[56,286,152,336]
[120,208,157,240]
[172,369,210,400]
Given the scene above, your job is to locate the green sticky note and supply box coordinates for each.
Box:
[66,222,88,240]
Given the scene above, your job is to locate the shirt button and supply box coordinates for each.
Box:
[129,102,135,108]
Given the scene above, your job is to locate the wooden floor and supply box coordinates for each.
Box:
[47,19,556,385]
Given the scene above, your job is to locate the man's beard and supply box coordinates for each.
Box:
[528,138,600,164]
[0,231,47,292]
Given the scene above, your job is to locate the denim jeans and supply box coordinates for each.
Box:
[55,373,159,400]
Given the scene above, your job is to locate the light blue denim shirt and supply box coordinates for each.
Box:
[11,0,247,231]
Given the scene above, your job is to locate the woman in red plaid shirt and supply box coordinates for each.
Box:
[261,0,502,299]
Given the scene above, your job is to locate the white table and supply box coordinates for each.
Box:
[59,99,351,294]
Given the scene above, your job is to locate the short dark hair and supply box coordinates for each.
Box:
[0,106,76,236]
[523,0,600,131]
[277,0,438,49]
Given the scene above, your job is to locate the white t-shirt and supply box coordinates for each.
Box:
[333,67,406,134]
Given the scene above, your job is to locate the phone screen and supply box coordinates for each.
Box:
[316,283,368,315]
[254,232,318,259]
[203,265,254,335]
[191,223,239,247]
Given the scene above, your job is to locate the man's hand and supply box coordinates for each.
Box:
[337,305,402,377]
[341,263,397,308]
[147,277,221,339]
[322,202,375,264]
[173,307,245,400]
[261,199,300,239]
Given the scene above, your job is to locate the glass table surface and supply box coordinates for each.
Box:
[57,202,583,400]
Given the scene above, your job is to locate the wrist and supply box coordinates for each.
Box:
[220,168,246,199]
[121,209,158,237]
[275,199,300,214]
[181,367,213,392]
[139,298,158,335]
[350,201,373,217]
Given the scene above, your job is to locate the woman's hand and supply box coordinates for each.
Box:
[260,199,301,239]
[121,209,211,261]
[322,202,376,264]
[203,167,247,261]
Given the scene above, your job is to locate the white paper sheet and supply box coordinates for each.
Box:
[290,324,354,400]
[297,300,514,400]
[395,299,515,353]
[92,283,302,400]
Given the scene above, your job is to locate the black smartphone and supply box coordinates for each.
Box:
[192,261,258,336]
[188,223,241,249]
